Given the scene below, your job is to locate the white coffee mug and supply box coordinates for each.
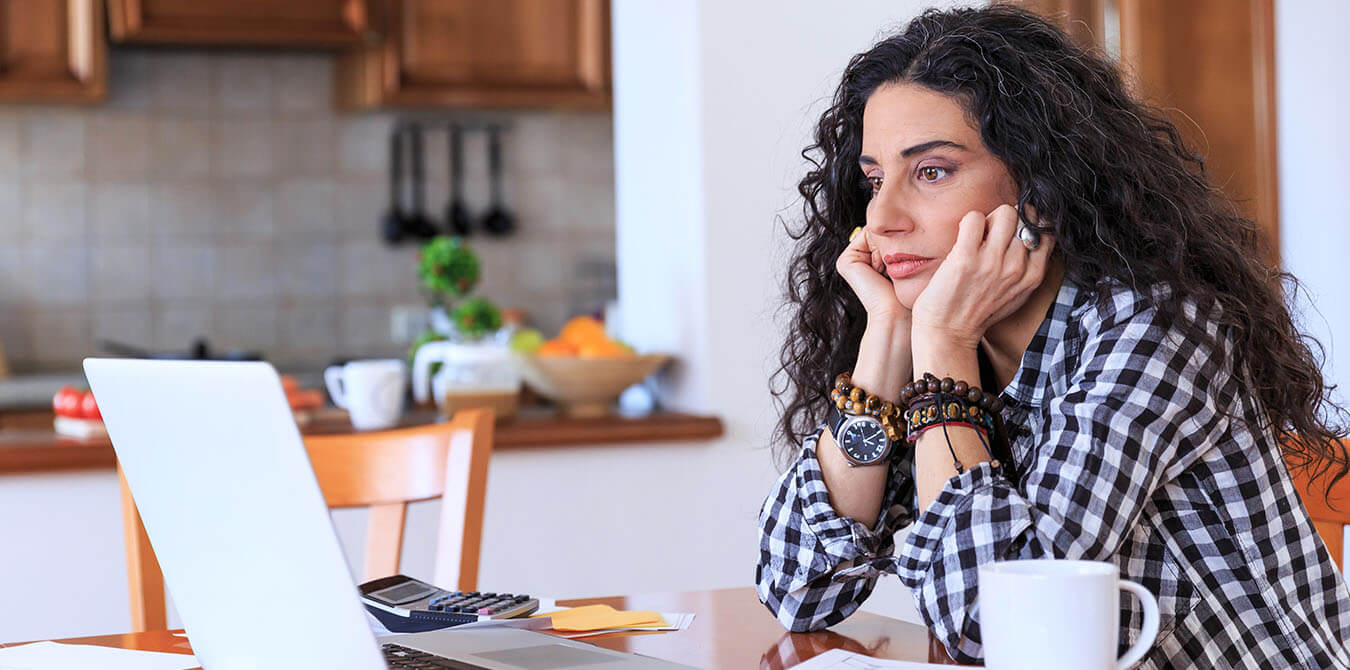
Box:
[324,359,406,431]
[979,559,1160,670]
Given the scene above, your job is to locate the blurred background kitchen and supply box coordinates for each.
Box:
[2,0,1348,646]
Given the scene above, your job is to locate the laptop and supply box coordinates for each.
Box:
[85,358,693,670]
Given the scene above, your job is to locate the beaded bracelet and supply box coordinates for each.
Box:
[900,373,1004,415]
[903,395,996,439]
[830,372,902,443]
[903,373,1003,474]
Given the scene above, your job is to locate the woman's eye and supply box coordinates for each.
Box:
[861,176,883,194]
[917,166,949,182]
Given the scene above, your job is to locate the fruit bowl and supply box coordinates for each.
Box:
[513,353,670,418]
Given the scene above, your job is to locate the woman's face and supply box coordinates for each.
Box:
[858,82,1020,309]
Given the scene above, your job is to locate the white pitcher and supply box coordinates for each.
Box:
[410,340,521,416]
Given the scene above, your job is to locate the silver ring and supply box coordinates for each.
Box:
[1017,224,1041,251]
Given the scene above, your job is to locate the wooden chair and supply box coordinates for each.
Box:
[1291,462,1350,569]
[119,408,494,632]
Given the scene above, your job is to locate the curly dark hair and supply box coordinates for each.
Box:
[771,3,1350,489]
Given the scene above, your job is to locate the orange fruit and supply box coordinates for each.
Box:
[559,316,608,346]
[537,339,579,357]
[578,339,635,358]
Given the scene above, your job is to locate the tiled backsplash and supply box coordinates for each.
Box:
[0,49,616,373]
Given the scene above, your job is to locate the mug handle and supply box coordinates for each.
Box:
[324,366,348,410]
[1116,579,1160,669]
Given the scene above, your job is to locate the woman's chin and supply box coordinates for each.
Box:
[892,279,927,311]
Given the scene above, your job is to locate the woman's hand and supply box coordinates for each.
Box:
[911,204,1055,350]
[836,227,911,322]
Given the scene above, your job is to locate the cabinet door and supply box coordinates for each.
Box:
[0,0,106,103]
[1016,0,1279,264]
[107,0,372,47]
[339,0,609,109]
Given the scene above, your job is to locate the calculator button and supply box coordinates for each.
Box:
[478,607,494,615]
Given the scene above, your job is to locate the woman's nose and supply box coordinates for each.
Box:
[864,188,915,235]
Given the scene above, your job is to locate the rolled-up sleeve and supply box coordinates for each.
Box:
[756,425,915,632]
[896,302,1232,663]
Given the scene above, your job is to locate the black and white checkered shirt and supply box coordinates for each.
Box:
[757,277,1350,668]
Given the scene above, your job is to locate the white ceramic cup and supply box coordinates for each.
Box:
[323,359,406,431]
[979,559,1160,670]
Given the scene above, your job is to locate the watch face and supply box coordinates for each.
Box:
[840,416,889,464]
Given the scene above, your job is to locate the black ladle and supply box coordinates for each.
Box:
[480,126,516,237]
[379,122,407,244]
[405,123,440,239]
[445,123,472,236]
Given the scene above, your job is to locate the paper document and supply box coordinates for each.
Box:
[540,604,665,631]
[0,641,198,670]
[789,648,967,669]
[556,612,696,638]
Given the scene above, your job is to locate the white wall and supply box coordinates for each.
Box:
[1275,0,1350,559]
[1277,0,1350,407]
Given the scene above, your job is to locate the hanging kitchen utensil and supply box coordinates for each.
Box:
[406,122,440,239]
[380,122,408,244]
[445,122,472,236]
[480,125,517,237]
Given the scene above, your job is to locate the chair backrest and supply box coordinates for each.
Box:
[1291,461,1350,569]
[119,408,494,633]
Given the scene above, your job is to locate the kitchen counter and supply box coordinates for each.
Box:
[0,407,724,474]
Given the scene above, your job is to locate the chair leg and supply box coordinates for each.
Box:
[119,464,167,632]
[364,502,408,582]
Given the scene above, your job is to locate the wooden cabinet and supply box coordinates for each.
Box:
[1017,0,1279,263]
[338,0,610,109]
[0,0,106,103]
[107,0,373,47]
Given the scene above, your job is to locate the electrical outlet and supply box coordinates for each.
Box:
[390,305,430,344]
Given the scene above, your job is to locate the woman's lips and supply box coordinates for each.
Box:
[883,254,934,279]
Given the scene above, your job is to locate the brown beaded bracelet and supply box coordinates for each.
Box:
[900,373,1004,415]
[830,372,902,443]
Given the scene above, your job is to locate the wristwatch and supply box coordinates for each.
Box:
[828,404,895,466]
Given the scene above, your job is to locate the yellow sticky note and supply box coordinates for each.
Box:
[538,604,665,632]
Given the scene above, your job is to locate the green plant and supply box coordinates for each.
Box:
[450,297,502,340]
[417,236,479,303]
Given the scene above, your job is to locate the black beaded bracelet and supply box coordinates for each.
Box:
[904,394,996,438]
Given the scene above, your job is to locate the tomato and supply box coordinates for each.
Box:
[53,386,82,417]
[80,391,101,421]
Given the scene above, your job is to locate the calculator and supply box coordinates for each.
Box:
[359,574,540,633]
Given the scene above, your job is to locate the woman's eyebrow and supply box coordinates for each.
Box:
[901,139,967,157]
[859,139,969,165]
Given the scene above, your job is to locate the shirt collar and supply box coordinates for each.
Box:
[998,275,1086,408]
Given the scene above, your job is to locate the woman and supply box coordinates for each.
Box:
[757,5,1350,668]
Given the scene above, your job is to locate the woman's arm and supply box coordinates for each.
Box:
[817,312,913,527]
[898,296,1230,663]
[756,228,918,632]
[909,338,985,512]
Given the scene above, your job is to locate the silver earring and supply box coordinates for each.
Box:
[1018,224,1041,251]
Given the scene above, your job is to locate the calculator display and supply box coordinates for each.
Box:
[370,581,436,606]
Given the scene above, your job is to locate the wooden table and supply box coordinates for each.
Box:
[2,588,962,668]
